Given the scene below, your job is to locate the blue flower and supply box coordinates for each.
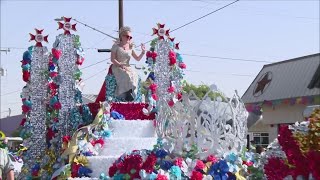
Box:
[78,166,93,177]
[160,160,173,170]
[23,51,32,61]
[111,111,124,120]
[155,149,168,158]
[170,165,181,179]
[208,160,229,180]
[102,130,112,138]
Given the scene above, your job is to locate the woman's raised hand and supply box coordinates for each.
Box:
[141,43,146,53]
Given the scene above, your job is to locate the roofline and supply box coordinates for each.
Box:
[241,66,264,99]
[241,53,320,100]
[243,94,319,104]
[264,53,320,67]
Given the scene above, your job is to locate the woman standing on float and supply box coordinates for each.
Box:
[110,26,146,101]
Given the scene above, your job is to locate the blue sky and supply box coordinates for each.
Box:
[1,0,319,118]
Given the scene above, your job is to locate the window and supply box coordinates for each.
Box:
[252,132,269,147]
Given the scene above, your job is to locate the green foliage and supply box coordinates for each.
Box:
[182,81,226,101]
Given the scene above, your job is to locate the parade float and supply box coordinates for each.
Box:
[15,17,320,179]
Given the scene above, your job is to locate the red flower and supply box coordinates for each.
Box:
[32,170,39,177]
[168,50,176,65]
[151,52,158,60]
[264,157,291,180]
[146,51,152,58]
[149,83,157,93]
[91,138,104,147]
[20,118,27,126]
[190,171,203,180]
[179,62,186,69]
[174,157,183,167]
[62,135,71,143]
[109,164,117,177]
[152,94,158,101]
[47,128,56,140]
[23,71,30,82]
[22,105,31,113]
[52,48,62,59]
[177,93,182,101]
[48,82,58,90]
[156,174,168,180]
[53,102,62,110]
[142,153,157,173]
[168,86,175,93]
[21,60,29,65]
[50,72,58,78]
[207,155,218,163]
[168,100,174,107]
[308,150,320,179]
[71,162,81,177]
[76,57,84,65]
[195,160,205,170]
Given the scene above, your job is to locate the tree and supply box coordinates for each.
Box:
[182,81,226,101]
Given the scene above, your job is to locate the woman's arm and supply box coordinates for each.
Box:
[111,51,125,69]
[132,50,145,61]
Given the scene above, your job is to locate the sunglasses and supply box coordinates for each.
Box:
[123,35,132,40]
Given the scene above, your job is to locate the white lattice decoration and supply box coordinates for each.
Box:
[158,88,248,158]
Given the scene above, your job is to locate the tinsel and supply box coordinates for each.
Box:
[105,74,142,102]
[154,39,175,138]
[19,46,49,178]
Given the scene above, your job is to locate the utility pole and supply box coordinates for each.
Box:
[98,0,123,53]
[119,0,124,31]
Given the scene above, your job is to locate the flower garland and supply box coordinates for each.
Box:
[263,108,320,179]
[106,139,257,179]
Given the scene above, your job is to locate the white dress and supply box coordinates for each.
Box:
[111,43,138,97]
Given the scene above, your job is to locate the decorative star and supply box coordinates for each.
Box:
[57,17,77,35]
[254,72,272,95]
[152,23,170,40]
[29,29,48,47]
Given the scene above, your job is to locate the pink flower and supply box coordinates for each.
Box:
[50,72,58,78]
[168,100,174,107]
[52,48,62,59]
[207,155,218,163]
[152,94,158,101]
[156,174,168,180]
[195,160,205,170]
[177,93,182,101]
[174,157,184,167]
[179,62,186,69]
[149,83,157,93]
[151,52,158,60]
[168,86,175,93]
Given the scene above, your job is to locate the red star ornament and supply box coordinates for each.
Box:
[152,23,170,40]
[29,29,49,47]
[57,17,77,35]
[168,37,180,50]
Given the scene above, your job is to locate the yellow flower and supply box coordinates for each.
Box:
[74,155,89,166]
[235,171,246,180]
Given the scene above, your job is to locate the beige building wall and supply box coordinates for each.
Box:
[248,103,314,144]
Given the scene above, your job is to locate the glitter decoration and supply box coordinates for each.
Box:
[105,74,142,102]
[153,39,174,138]
[53,34,77,138]
[19,45,50,178]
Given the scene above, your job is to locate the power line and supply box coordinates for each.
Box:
[80,58,110,70]
[0,90,20,96]
[181,53,273,63]
[185,70,252,77]
[73,19,117,40]
[170,0,239,33]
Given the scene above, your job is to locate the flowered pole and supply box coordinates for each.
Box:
[19,29,50,178]
[147,23,185,147]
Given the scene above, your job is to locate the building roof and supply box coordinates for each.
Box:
[82,94,97,104]
[242,53,320,103]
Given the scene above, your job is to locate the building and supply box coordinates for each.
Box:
[0,94,97,136]
[242,53,320,146]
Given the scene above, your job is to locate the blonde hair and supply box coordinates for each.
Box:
[119,26,131,36]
